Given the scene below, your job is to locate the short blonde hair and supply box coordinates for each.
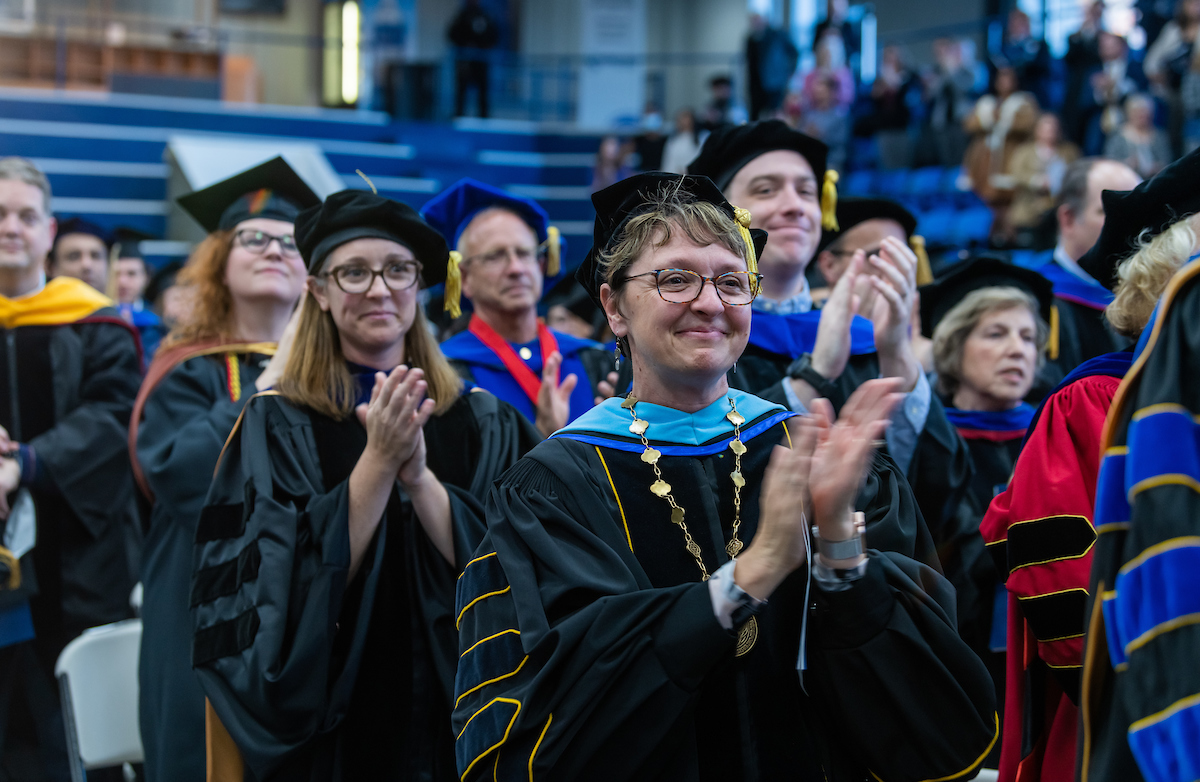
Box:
[598,188,749,302]
[932,286,1048,397]
[0,157,51,213]
[277,260,462,420]
[1106,217,1195,338]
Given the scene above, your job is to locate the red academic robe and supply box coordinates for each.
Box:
[980,366,1124,782]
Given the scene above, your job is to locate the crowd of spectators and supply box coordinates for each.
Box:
[606,0,1197,249]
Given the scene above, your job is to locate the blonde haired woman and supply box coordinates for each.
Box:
[191,189,538,781]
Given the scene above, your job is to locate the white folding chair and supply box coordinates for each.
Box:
[55,619,145,782]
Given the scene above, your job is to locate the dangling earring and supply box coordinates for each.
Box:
[732,360,738,375]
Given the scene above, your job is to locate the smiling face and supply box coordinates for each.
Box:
[460,209,544,318]
[725,149,823,281]
[310,236,418,367]
[603,228,751,403]
[955,305,1038,410]
[224,217,307,307]
[0,178,55,286]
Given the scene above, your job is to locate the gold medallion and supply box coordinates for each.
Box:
[621,395,638,409]
[519,347,533,360]
[730,471,745,488]
[729,439,747,455]
[641,447,661,464]
[670,506,685,525]
[726,538,743,557]
[726,411,745,426]
[629,419,649,435]
[650,479,672,497]
[735,616,758,657]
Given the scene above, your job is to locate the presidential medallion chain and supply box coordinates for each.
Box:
[622,395,757,656]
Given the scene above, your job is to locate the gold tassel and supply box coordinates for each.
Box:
[821,170,839,231]
[355,169,378,194]
[546,225,561,277]
[1048,304,1060,360]
[0,545,19,590]
[732,206,759,277]
[444,250,463,319]
[910,235,933,286]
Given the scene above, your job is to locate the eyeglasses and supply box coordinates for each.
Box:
[323,261,423,294]
[234,229,300,258]
[625,268,762,306]
[464,245,544,268]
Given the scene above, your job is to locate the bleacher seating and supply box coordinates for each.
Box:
[0,87,604,269]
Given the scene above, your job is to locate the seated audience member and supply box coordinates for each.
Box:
[112,227,165,362]
[662,108,707,174]
[47,216,110,292]
[798,75,848,173]
[1008,113,1081,242]
[452,172,998,781]
[0,157,142,780]
[1103,93,1173,177]
[964,65,1040,242]
[921,258,1053,761]
[192,189,539,781]
[1034,157,1141,393]
[422,179,617,436]
[131,157,320,782]
[688,120,972,542]
[145,260,190,330]
[992,148,1200,782]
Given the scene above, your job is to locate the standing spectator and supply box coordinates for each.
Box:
[813,0,858,59]
[1009,113,1081,241]
[745,12,798,120]
[1080,32,1147,155]
[964,66,1039,241]
[870,45,919,169]
[0,157,141,782]
[447,0,499,119]
[699,75,749,129]
[1104,93,1173,177]
[661,108,707,174]
[801,32,855,111]
[1179,39,1200,151]
[922,38,977,167]
[633,102,667,171]
[799,75,849,173]
[1144,0,1200,154]
[1063,2,1105,146]
[590,135,633,193]
[1002,10,1053,108]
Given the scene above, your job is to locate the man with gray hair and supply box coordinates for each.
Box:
[1034,156,1141,391]
[0,156,142,779]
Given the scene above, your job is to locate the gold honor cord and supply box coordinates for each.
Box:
[623,395,757,656]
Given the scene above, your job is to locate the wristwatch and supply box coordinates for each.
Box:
[786,353,841,405]
[812,511,867,562]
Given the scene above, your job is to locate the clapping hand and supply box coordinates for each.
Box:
[534,351,578,438]
[863,237,921,392]
[355,365,436,481]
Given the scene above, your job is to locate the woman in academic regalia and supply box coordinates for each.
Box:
[920,257,1053,745]
[190,188,539,782]
[452,172,998,782]
[132,157,320,782]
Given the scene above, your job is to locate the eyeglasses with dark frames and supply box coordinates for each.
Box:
[233,229,300,258]
[624,268,762,305]
[322,260,423,294]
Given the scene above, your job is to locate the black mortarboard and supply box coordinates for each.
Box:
[177,156,321,233]
[686,119,839,230]
[112,226,156,261]
[295,189,463,315]
[816,198,916,253]
[1078,147,1200,291]
[145,260,183,306]
[575,172,768,308]
[53,217,110,248]
[542,274,602,330]
[919,256,1054,338]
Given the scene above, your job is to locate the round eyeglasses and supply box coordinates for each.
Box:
[234,229,300,258]
[323,261,423,294]
[625,268,762,306]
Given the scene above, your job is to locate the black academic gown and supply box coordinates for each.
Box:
[191,386,539,782]
[453,393,999,782]
[729,314,973,542]
[136,350,272,782]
